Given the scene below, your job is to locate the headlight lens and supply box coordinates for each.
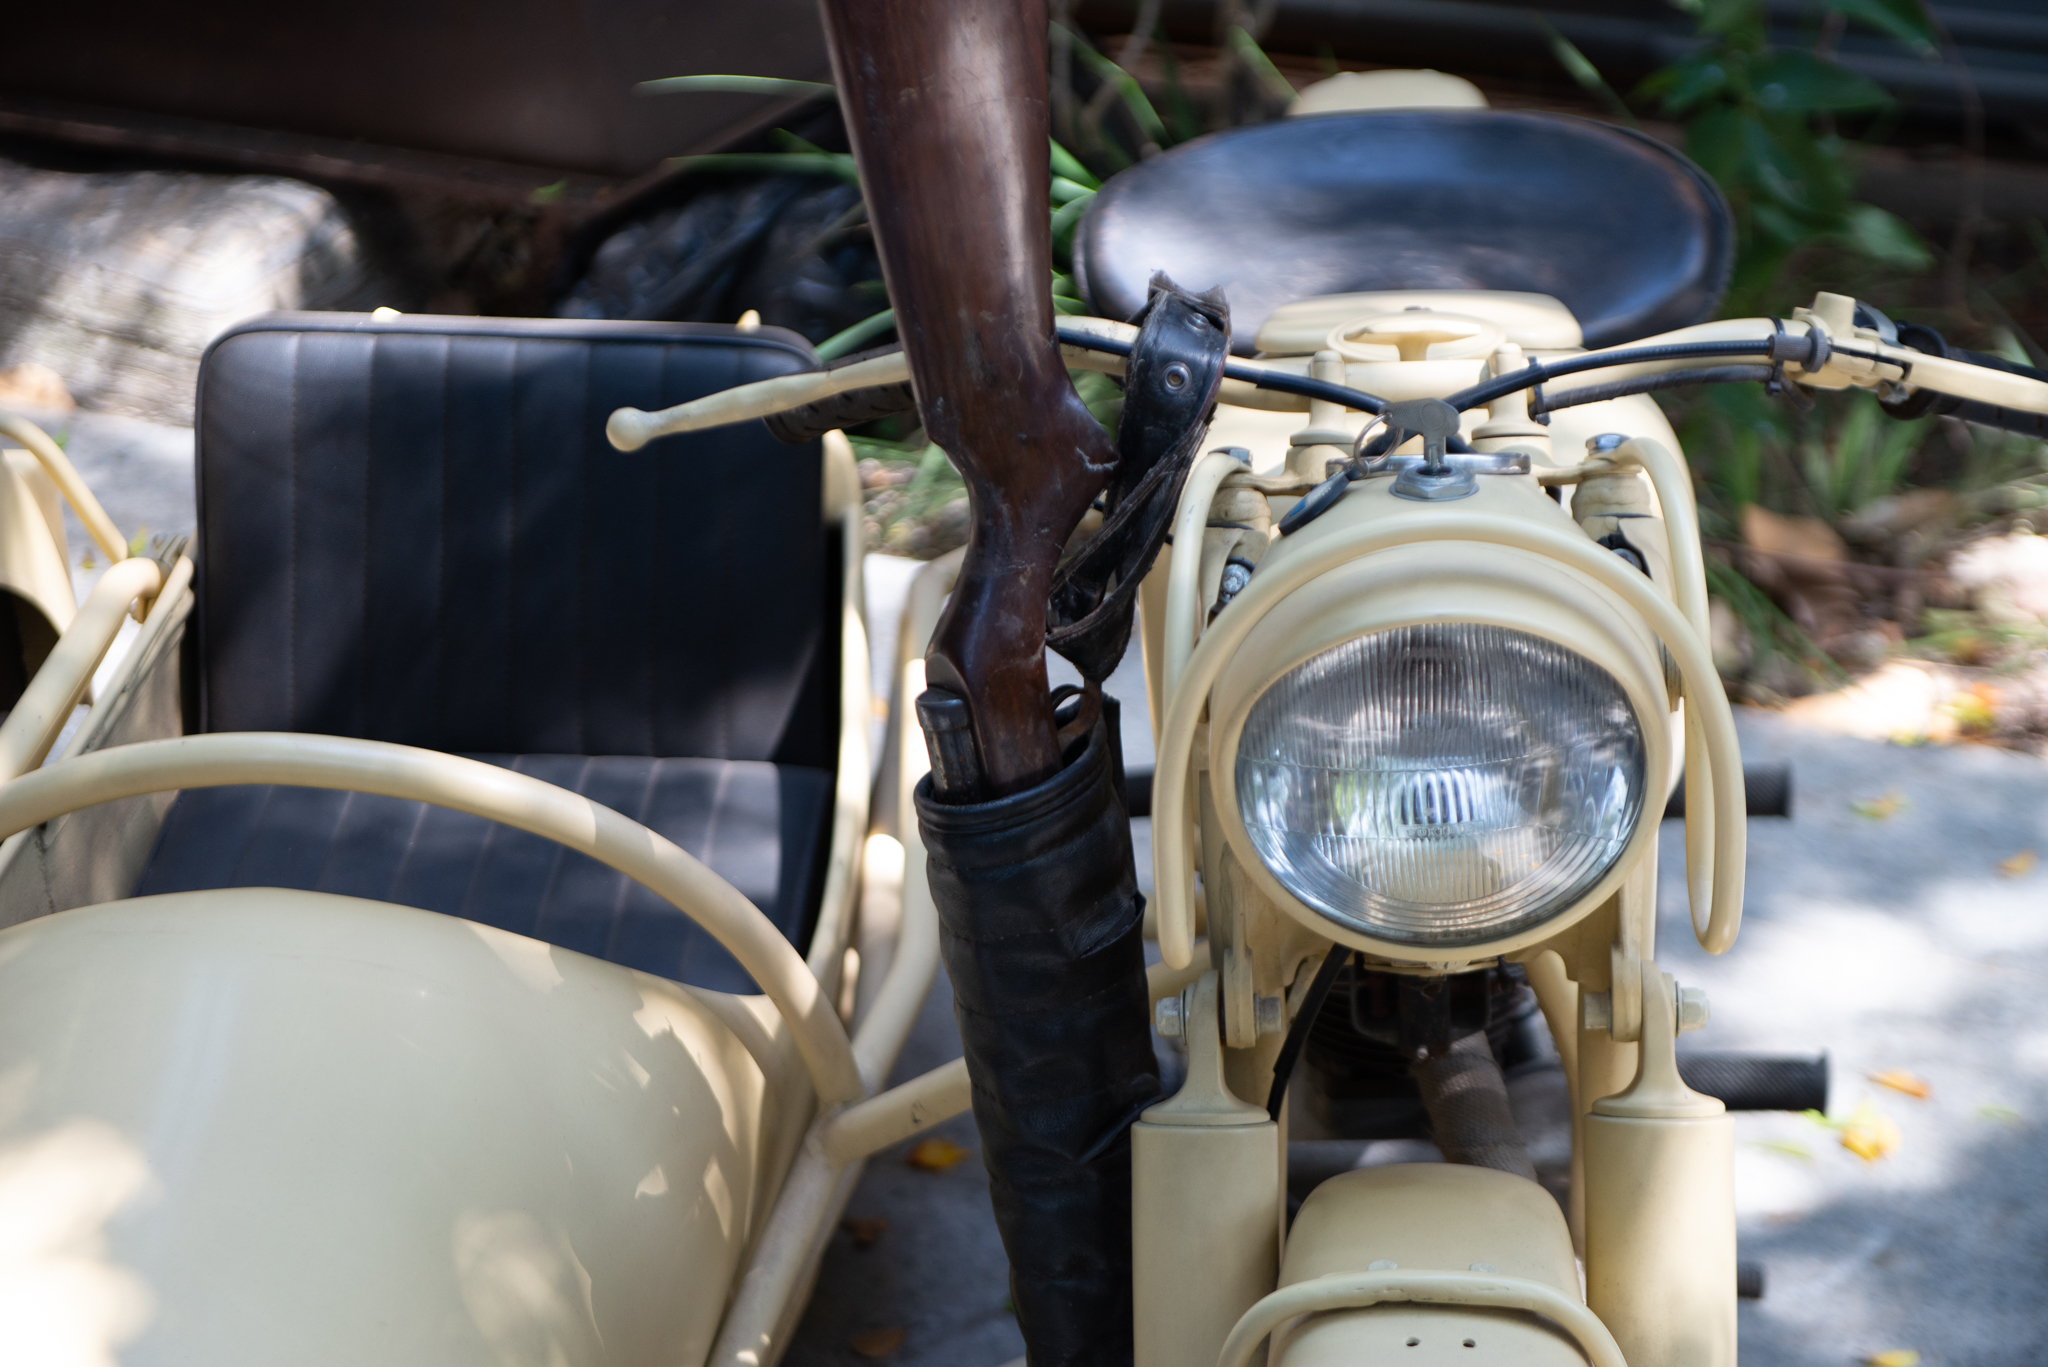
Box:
[1234,624,1645,947]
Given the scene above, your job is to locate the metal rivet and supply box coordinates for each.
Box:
[1163,362,1190,391]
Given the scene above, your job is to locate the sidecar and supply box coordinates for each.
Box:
[0,315,940,1367]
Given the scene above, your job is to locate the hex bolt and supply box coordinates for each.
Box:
[1154,994,1185,1039]
[1677,984,1711,1032]
[1586,432,1629,455]
[1254,994,1285,1037]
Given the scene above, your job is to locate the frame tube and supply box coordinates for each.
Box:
[0,556,162,779]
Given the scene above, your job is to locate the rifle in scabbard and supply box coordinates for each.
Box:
[815,5,1194,1364]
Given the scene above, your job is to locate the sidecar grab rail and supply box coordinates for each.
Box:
[1216,1269,1627,1367]
[0,410,128,566]
[0,732,867,1106]
[0,556,167,779]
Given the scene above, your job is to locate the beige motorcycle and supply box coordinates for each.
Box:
[5,99,2048,1367]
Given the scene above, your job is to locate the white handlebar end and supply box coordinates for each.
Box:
[607,407,653,452]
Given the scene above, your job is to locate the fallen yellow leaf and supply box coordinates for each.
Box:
[1851,790,1906,820]
[1868,1069,1931,1100]
[905,1137,970,1172]
[1999,849,2038,878]
[1864,1351,1920,1367]
[851,1327,906,1359]
[1839,1102,1902,1163]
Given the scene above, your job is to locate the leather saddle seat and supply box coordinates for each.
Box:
[137,315,839,995]
[1075,108,1734,352]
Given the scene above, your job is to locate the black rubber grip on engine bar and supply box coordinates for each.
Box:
[1677,1052,1828,1113]
[1663,761,1792,820]
[762,380,918,445]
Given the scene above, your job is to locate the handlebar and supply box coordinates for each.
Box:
[604,292,2048,451]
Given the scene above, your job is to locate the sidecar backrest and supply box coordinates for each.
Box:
[1074,109,1733,353]
[137,315,841,994]
[190,314,833,766]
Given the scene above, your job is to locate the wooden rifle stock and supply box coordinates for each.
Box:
[819,0,1118,796]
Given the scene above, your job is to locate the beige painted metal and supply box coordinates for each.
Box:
[1202,531,1674,966]
[0,556,162,778]
[1255,292,1582,357]
[0,560,192,928]
[822,1057,970,1165]
[1154,480,1744,968]
[1286,68,1488,117]
[0,731,864,1105]
[0,450,74,681]
[0,887,794,1367]
[0,410,127,564]
[1133,972,1280,1367]
[700,544,955,1367]
[1585,963,1734,1367]
[1164,449,1250,698]
[1251,1163,1615,1367]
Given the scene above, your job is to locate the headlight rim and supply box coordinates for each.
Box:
[1207,543,1673,963]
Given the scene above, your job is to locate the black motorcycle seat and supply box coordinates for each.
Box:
[1074,109,1733,353]
[137,755,831,996]
[151,314,841,993]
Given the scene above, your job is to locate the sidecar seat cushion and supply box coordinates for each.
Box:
[1074,109,1733,352]
[133,755,832,996]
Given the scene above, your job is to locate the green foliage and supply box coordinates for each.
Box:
[1640,0,1934,307]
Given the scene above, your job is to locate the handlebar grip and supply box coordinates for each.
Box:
[1663,761,1791,820]
[1885,322,2048,438]
[1677,1052,1828,1112]
[761,380,919,445]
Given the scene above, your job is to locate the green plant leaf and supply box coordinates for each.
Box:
[1644,58,1730,116]
[1060,25,1169,145]
[636,75,836,99]
[816,309,896,361]
[1843,203,1934,270]
[1824,0,1936,53]
[1050,177,1096,206]
[1224,26,1300,105]
[1684,105,1749,188]
[1749,51,1891,112]
[1536,18,1635,125]
[1049,139,1100,191]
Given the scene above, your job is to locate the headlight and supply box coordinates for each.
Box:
[1233,623,1646,948]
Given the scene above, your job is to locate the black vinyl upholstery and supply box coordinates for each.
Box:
[142,314,839,991]
[1075,110,1734,352]
[136,756,832,995]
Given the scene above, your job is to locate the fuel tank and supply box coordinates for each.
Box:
[0,888,795,1367]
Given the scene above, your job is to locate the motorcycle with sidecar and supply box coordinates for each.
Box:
[4,12,2047,1367]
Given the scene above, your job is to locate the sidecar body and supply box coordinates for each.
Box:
[0,315,906,1367]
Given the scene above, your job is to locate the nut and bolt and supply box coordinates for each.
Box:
[1677,984,1711,1032]
[1154,994,1185,1039]
[1254,994,1285,1037]
[1586,432,1630,455]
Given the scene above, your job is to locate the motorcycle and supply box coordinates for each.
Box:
[6,10,2048,1367]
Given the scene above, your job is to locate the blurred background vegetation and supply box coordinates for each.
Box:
[633,0,2048,745]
